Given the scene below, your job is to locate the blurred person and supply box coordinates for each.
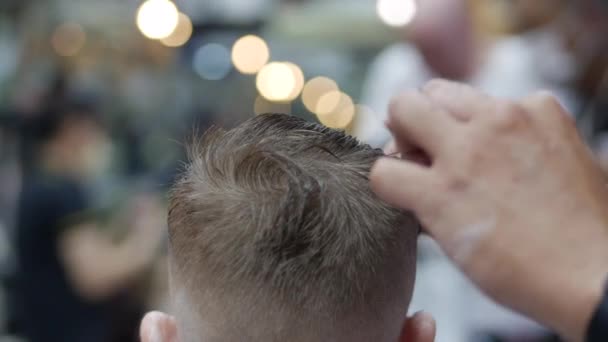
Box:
[508,0,607,107]
[15,100,164,342]
[370,79,608,342]
[140,114,435,342]
[559,0,608,169]
[508,0,566,31]
[355,0,579,148]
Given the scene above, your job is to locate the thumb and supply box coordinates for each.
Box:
[370,157,438,214]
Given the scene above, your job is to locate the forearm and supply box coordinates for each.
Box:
[546,271,608,342]
[79,238,155,299]
[61,226,159,301]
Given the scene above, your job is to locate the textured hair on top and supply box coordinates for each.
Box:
[168,114,420,342]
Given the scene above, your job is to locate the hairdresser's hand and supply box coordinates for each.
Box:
[370,80,608,342]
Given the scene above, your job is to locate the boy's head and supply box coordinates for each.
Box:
[141,114,434,342]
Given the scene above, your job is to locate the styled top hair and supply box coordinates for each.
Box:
[168,114,419,342]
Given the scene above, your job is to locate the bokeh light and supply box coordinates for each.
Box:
[136,0,179,40]
[315,90,342,115]
[316,92,356,129]
[193,43,232,81]
[160,13,193,47]
[377,0,417,27]
[301,77,339,113]
[51,23,86,57]
[232,35,270,74]
[254,96,292,115]
[284,62,305,101]
[256,62,298,102]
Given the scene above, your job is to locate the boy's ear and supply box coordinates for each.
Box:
[140,311,178,342]
[400,311,436,342]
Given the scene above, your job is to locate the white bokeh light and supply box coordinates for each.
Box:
[301,77,339,114]
[284,62,305,102]
[256,62,297,102]
[377,0,417,27]
[232,35,270,74]
[136,0,179,40]
[316,92,355,129]
[161,12,193,47]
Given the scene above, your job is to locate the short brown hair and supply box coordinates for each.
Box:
[168,114,419,341]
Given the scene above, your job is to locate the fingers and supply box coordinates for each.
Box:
[520,91,573,130]
[422,79,491,122]
[383,139,399,156]
[384,137,432,166]
[387,90,459,156]
[370,157,438,213]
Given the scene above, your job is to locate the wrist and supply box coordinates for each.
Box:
[569,271,608,342]
[498,223,608,342]
[548,215,608,341]
[544,258,608,341]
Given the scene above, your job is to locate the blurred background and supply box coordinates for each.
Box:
[0,0,606,341]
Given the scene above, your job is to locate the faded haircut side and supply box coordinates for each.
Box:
[168,113,420,342]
